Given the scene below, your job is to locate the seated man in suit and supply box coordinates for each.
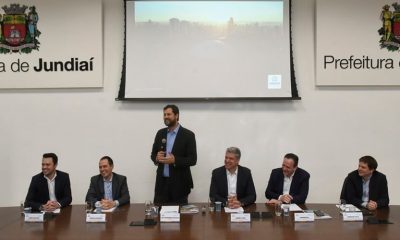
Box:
[265,153,310,204]
[341,156,389,210]
[209,147,256,208]
[85,156,130,210]
[25,153,72,211]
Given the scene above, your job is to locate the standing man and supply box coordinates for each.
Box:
[209,147,256,208]
[341,156,389,210]
[151,104,197,205]
[265,153,310,204]
[25,153,72,212]
[85,156,130,210]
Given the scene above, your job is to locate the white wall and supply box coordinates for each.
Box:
[1,0,399,207]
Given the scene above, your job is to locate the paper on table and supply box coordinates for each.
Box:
[304,210,333,220]
[315,214,332,220]
[224,207,244,213]
[180,205,199,214]
[101,206,116,213]
[160,206,180,223]
[335,204,360,212]
[161,206,179,213]
[286,204,303,211]
[42,208,61,214]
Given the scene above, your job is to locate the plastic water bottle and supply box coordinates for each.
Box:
[95,202,102,214]
[339,199,346,212]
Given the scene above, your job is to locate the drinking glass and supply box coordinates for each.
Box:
[227,192,237,208]
[215,201,222,212]
[151,206,159,217]
[339,199,346,212]
[145,200,153,216]
[85,201,93,213]
[208,198,215,212]
[95,201,102,214]
[275,202,282,217]
[20,201,25,216]
[282,204,290,217]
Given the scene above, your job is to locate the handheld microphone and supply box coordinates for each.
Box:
[161,138,167,157]
[161,138,166,150]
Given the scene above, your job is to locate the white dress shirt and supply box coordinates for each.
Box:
[44,172,60,207]
[279,170,295,201]
[227,168,238,196]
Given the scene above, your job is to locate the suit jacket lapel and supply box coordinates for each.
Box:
[369,172,377,199]
[162,128,168,142]
[236,166,242,195]
[41,175,50,200]
[98,176,105,199]
[54,173,59,198]
[356,176,363,197]
[171,126,181,154]
[112,174,118,200]
[221,169,228,197]
[289,170,298,194]
[278,170,284,194]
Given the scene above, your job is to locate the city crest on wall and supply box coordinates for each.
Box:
[0,4,40,54]
[379,3,400,51]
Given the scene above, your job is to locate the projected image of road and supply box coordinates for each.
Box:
[125,0,292,98]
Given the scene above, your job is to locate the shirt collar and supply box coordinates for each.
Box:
[362,174,372,182]
[168,124,180,134]
[285,169,296,180]
[44,172,57,182]
[103,173,113,182]
[226,167,238,176]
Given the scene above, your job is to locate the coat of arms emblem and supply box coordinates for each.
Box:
[379,3,400,51]
[0,4,40,54]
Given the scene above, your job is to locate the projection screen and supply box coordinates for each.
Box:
[119,0,298,100]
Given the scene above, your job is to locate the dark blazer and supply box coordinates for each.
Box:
[85,172,130,206]
[25,170,72,211]
[265,167,310,204]
[151,125,197,199]
[209,165,256,206]
[341,170,389,208]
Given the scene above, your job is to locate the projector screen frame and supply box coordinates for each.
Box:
[117,0,300,101]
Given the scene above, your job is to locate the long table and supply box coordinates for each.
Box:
[0,203,398,240]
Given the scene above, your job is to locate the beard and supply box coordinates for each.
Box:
[164,118,176,127]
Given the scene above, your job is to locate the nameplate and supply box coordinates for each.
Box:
[24,213,44,222]
[160,212,180,222]
[86,213,106,223]
[294,213,315,222]
[343,212,363,221]
[231,213,251,223]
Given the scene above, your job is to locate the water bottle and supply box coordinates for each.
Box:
[95,201,102,214]
[20,201,24,216]
[339,199,346,212]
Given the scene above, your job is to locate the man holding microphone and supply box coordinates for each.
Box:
[151,105,197,205]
